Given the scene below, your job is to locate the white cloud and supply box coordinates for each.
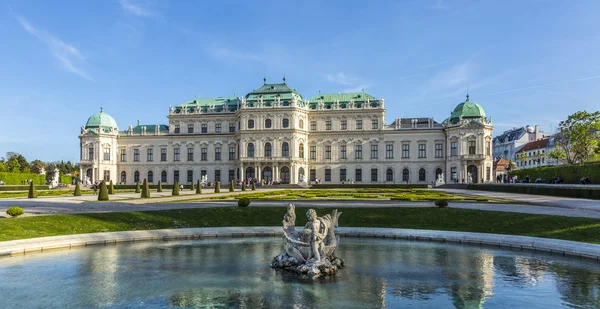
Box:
[119,0,154,17]
[18,17,94,81]
[324,72,359,86]
[426,60,471,91]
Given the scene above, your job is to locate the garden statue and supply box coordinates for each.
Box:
[271,204,344,278]
[467,172,473,184]
[435,172,445,187]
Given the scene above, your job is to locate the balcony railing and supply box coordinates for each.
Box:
[461,154,485,160]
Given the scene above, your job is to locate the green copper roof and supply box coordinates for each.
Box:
[131,124,169,133]
[449,95,486,124]
[85,108,118,129]
[244,80,304,107]
[307,92,381,109]
[175,96,241,113]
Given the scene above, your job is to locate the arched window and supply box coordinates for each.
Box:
[148,171,154,183]
[247,143,255,157]
[248,119,254,129]
[299,119,304,129]
[120,171,126,184]
[282,118,289,128]
[282,142,289,157]
[386,168,393,182]
[161,171,167,183]
[265,119,272,128]
[134,171,140,183]
[435,168,443,180]
[265,143,272,157]
[402,168,409,182]
[419,168,426,181]
[299,143,304,158]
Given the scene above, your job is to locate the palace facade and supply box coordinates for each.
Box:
[79,78,494,185]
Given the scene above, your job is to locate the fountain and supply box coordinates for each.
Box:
[271,204,344,277]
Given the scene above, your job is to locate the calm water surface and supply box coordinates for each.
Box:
[1,238,599,308]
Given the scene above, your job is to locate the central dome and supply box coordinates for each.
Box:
[449,95,486,124]
[85,108,118,129]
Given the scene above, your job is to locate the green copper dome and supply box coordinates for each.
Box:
[449,95,486,124]
[85,108,118,129]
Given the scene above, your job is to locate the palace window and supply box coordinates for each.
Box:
[161,171,167,183]
[402,144,410,158]
[215,170,221,182]
[134,149,140,162]
[371,119,378,130]
[451,142,458,156]
[229,147,235,160]
[451,167,457,180]
[121,171,126,183]
[386,144,393,158]
[201,170,207,180]
[299,119,304,129]
[355,145,362,159]
[341,120,347,130]
[215,124,221,133]
[148,171,154,183]
[215,147,221,161]
[310,121,316,131]
[229,123,236,133]
[340,145,347,159]
[418,144,426,158]
[340,168,347,181]
[248,119,254,129]
[402,169,409,182]
[486,141,491,156]
[325,146,331,159]
[174,125,180,133]
[201,148,207,161]
[187,170,193,183]
[310,146,316,160]
[486,166,491,181]
[299,143,304,158]
[147,149,153,162]
[371,145,378,159]
[265,143,272,157]
[187,148,194,161]
[188,124,194,133]
[282,142,290,157]
[355,168,362,182]
[265,119,272,128]
[229,169,235,181]
[310,169,316,181]
[103,148,110,161]
[282,118,289,128]
[419,168,426,181]
[325,120,332,131]
[371,168,378,182]
[469,141,476,155]
[435,144,443,158]
[173,148,180,161]
[201,124,207,133]
[325,169,331,182]
[120,149,126,162]
[161,148,167,161]
[247,143,255,157]
[356,119,362,130]
[386,168,393,182]
[134,171,140,183]
[88,146,94,160]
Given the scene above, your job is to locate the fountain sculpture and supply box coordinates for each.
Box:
[271,204,344,277]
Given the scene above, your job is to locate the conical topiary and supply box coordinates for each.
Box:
[135,181,141,193]
[190,181,195,191]
[172,181,180,196]
[98,180,109,201]
[74,181,81,196]
[242,182,246,191]
[229,180,234,192]
[251,182,256,190]
[196,179,202,194]
[214,181,220,193]
[28,181,38,199]
[108,180,115,195]
[157,180,163,192]
[141,178,150,198]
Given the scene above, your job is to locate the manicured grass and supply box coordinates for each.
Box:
[0,189,138,199]
[1,207,599,244]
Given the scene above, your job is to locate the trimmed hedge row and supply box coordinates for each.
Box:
[311,184,431,189]
[0,172,46,185]
[59,175,73,184]
[0,185,50,191]
[114,184,194,190]
[467,183,600,200]
[509,163,600,184]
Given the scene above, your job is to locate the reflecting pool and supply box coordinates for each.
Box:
[1,238,600,308]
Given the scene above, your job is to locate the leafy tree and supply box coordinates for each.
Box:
[29,160,46,174]
[548,149,566,165]
[6,157,21,172]
[6,153,28,172]
[0,160,5,173]
[556,111,600,164]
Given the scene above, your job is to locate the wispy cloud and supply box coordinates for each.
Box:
[18,17,94,81]
[487,75,600,96]
[323,72,371,93]
[425,60,472,91]
[119,0,155,17]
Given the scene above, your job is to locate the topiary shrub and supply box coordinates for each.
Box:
[28,181,38,199]
[172,181,180,196]
[229,180,234,192]
[157,181,163,192]
[135,181,141,193]
[434,199,448,208]
[108,180,115,195]
[6,206,24,217]
[196,179,202,194]
[242,182,246,191]
[141,178,150,198]
[238,197,251,207]
[252,182,256,190]
[215,181,220,193]
[73,181,81,196]
[98,181,109,201]
[191,181,195,191]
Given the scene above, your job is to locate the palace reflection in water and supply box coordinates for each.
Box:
[1,238,599,308]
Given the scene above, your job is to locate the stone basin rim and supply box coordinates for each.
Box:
[1,227,599,262]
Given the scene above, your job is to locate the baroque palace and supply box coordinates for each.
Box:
[79,77,493,185]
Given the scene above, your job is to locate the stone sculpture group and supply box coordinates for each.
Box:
[271,204,344,278]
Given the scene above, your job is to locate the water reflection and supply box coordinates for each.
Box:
[1,238,600,308]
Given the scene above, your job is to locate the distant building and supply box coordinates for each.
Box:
[492,158,510,181]
[515,136,562,169]
[492,125,548,161]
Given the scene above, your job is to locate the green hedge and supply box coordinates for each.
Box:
[467,183,600,200]
[114,184,193,190]
[509,163,600,184]
[0,172,46,185]
[59,175,73,184]
[0,185,50,191]
[311,184,431,189]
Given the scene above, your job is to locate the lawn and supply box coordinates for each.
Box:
[1,207,599,244]
[0,189,138,199]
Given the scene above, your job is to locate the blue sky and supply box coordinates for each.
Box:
[1,0,600,162]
